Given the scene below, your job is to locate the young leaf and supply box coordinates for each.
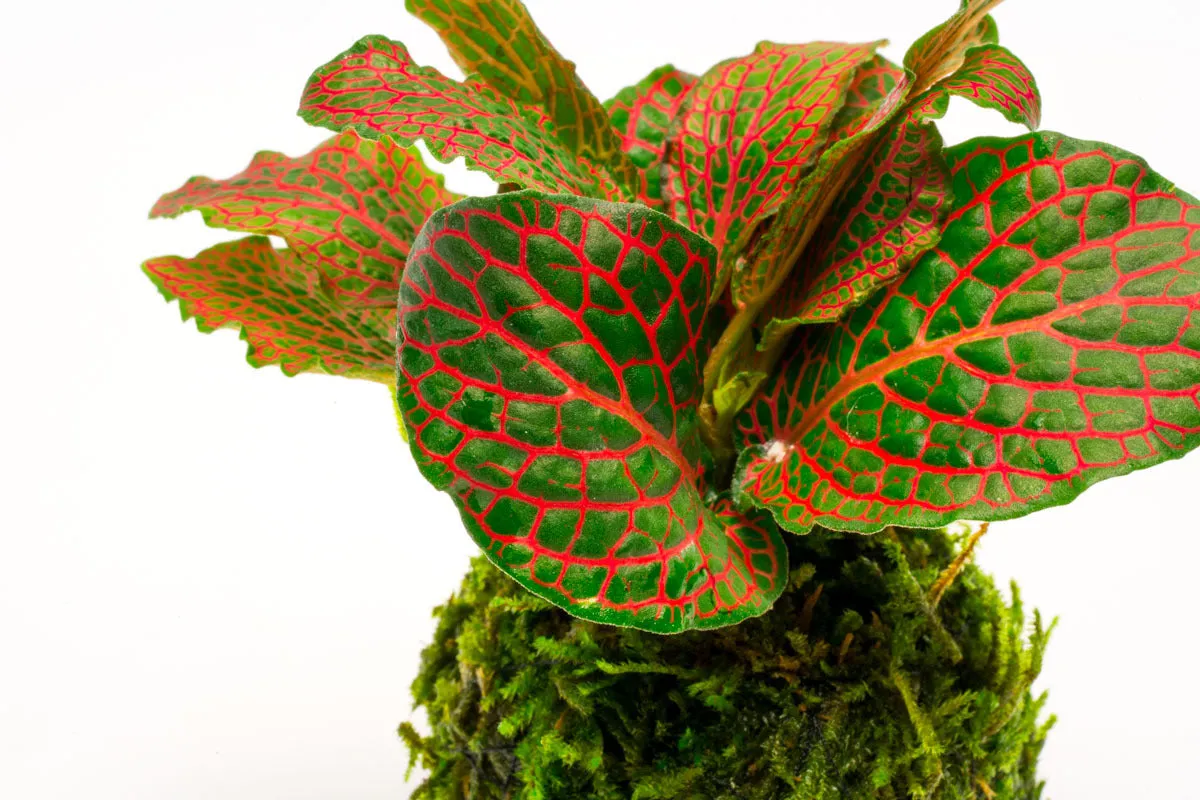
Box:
[397,191,787,631]
[150,131,459,307]
[704,3,1036,449]
[904,0,1002,97]
[144,236,394,382]
[736,132,1200,534]
[735,0,1023,314]
[828,54,905,139]
[298,35,624,200]
[941,44,1041,130]
[714,370,768,421]
[405,0,638,192]
[665,40,884,296]
[761,97,952,333]
[605,65,697,207]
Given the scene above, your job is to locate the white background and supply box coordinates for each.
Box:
[2,0,1198,797]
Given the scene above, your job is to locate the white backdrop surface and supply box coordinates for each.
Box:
[2,0,1198,797]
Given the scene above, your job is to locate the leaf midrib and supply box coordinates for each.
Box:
[788,292,1198,446]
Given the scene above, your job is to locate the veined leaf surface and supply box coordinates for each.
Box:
[665,40,883,296]
[144,237,394,381]
[736,0,1026,313]
[762,97,952,332]
[828,54,905,140]
[398,191,787,631]
[942,44,1041,129]
[151,131,459,306]
[405,0,637,191]
[737,132,1200,534]
[606,65,697,207]
[298,35,622,200]
[904,0,1002,96]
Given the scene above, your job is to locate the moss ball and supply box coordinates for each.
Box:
[401,526,1053,799]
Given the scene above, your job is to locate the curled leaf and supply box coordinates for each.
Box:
[942,44,1041,130]
[398,191,787,631]
[150,131,459,306]
[606,65,697,207]
[829,54,906,140]
[666,40,884,298]
[406,0,638,192]
[904,0,1003,96]
[298,35,622,200]
[761,98,953,334]
[144,237,394,382]
[739,0,1041,338]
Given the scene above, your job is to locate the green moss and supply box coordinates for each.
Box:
[401,526,1053,799]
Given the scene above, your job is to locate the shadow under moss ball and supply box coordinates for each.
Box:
[401,526,1052,800]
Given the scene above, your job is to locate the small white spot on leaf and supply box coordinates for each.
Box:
[765,439,790,463]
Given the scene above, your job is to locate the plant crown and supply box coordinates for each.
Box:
[145,0,1200,632]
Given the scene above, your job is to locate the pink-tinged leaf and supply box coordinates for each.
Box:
[606,65,697,207]
[405,0,638,192]
[904,0,1002,97]
[144,236,394,381]
[736,132,1200,534]
[703,1,1029,439]
[828,54,905,140]
[735,1,1019,316]
[904,2,1042,131]
[942,44,1041,130]
[298,35,623,200]
[731,98,900,314]
[397,191,787,632]
[665,40,884,297]
[150,131,459,307]
[761,97,952,334]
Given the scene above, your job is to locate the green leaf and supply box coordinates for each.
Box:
[761,97,952,335]
[298,35,624,201]
[605,65,697,207]
[664,40,884,298]
[144,237,394,382]
[903,0,1002,97]
[397,190,787,632]
[735,0,1023,314]
[150,130,459,306]
[827,54,906,140]
[942,44,1041,130]
[714,370,768,420]
[736,132,1200,534]
[405,0,638,193]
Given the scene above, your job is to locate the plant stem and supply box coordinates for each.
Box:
[699,298,762,474]
[928,523,990,608]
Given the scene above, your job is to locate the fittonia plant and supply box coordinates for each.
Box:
[146,0,1200,634]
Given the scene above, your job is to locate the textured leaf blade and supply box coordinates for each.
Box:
[904,0,1002,96]
[729,84,909,313]
[144,237,394,381]
[398,191,787,631]
[827,54,906,140]
[738,1,1022,315]
[151,131,459,307]
[737,132,1200,534]
[761,99,952,333]
[298,35,622,200]
[665,40,883,295]
[942,44,1041,129]
[733,108,893,313]
[405,0,637,191]
[606,65,697,207]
